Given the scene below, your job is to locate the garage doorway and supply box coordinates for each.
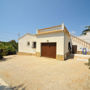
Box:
[41,43,56,58]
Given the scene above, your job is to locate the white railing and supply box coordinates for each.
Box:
[71,35,90,49]
[38,25,62,34]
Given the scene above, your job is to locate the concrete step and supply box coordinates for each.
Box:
[74,54,90,62]
[77,59,88,62]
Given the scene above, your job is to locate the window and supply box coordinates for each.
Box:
[32,42,36,48]
[27,42,30,46]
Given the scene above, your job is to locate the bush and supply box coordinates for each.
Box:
[0,54,3,59]
[0,40,18,56]
[7,46,16,55]
[0,49,3,59]
[88,58,90,69]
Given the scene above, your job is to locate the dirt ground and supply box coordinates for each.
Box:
[0,55,90,90]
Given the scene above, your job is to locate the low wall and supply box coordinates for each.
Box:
[74,54,90,60]
[77,51,90,55]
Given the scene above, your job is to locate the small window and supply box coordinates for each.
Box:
[27,42,30,46]
[32,42,36,48]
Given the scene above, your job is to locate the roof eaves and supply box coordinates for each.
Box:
[18,33,35,40]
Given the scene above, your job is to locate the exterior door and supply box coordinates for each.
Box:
[72,45,77,54]
[41,43,56,58]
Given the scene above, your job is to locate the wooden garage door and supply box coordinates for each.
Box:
[41,43,56,58]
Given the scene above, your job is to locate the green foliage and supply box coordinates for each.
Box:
[85,26,90,29]
[0,40,18,58]
[0,49,3,59]
[81,26,90,35]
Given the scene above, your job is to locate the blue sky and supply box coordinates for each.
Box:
[0,0,90,41]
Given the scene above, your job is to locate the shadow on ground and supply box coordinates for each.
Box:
[65,54,74,60]
[84,63,90,69]
[0,56,16,62]
[0,84,26,90]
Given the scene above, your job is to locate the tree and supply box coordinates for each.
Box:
[85,26,90,29]
[81,26,90,35]
[0,40,18,57]
[9,40,18,51]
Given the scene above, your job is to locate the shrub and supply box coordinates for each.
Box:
[0,54,3,59]
[7,46,16,55]
[0,49,3,59]
[0,40,18,56]
[88,58,90,69]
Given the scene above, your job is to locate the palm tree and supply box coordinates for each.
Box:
[81,26,90,35]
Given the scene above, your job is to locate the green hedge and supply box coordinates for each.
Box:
[0,49,3,59]
[0,40,18,58]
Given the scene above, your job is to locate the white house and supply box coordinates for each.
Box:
[78,31,90,43]
[18,24,90,60]
[71,30,90,55]
[18,24,72,60]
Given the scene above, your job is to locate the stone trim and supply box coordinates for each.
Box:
[36,52,40,57]
[64,52,70,59]
[56,55,64,60]
[17,52,36,56]
[18,52,76,61]
[77,51,90,55]
[87,52,90,55]
[77,51,82,54]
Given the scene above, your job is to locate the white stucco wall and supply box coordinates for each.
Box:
[36,32,64,56]
[78,32,90,43]
[18,34,36,54]
[72,40,90,52]
[18,32,70,56]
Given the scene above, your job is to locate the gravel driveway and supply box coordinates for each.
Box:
[0,55,90,90]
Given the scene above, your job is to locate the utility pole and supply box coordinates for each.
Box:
[17,33,20,39]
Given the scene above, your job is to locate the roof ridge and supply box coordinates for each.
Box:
[18,33,35,40]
